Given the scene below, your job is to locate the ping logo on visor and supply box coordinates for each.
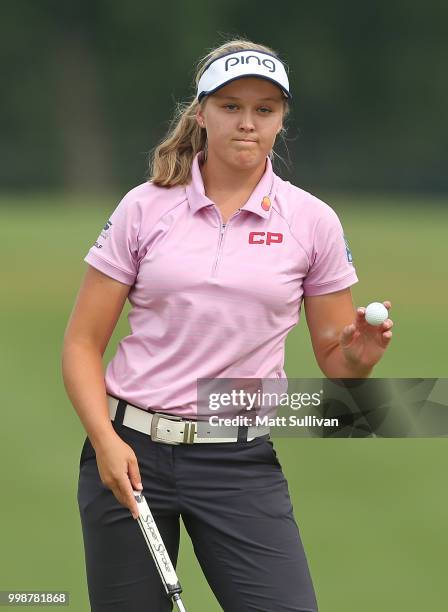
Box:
[197,49,291,102]
[224,54,276,73]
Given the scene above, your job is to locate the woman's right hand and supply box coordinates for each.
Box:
[93,433,143,519]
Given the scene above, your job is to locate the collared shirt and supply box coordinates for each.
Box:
[84,150,358,415]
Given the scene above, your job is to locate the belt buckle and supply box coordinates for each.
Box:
[150,412,184,445]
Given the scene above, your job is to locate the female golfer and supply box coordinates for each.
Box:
[62,38,393,611]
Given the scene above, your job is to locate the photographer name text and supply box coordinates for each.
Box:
[208,415,339,427]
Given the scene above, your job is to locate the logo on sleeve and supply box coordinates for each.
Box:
[99,219,113,241]
[94,219,112,248]
[343,234,353,263]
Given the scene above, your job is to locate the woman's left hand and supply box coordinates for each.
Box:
[339,300,393,372]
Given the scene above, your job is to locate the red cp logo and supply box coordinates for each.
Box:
[248,232,283,245]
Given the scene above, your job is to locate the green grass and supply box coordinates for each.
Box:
[1,194,447,611]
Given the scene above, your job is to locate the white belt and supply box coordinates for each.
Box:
[107,394,270,445]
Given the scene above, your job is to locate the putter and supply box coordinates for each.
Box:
[133,490,187,612]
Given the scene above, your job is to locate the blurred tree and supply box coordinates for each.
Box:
[0,0,446,194]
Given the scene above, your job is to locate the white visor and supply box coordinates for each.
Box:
[197,49,291,102]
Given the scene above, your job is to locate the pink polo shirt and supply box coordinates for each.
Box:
[84,150,358,416]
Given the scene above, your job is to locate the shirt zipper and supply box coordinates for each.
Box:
[211,208,241,276]
[212,222,227,276]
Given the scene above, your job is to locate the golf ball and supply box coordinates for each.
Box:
[365,302,388,326]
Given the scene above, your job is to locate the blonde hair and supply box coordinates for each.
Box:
[147,37,291,187]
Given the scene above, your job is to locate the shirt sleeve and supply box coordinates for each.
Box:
[83,190,141,286]
[302,207,359,296]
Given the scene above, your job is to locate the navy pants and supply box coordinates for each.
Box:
[77,404,319,611]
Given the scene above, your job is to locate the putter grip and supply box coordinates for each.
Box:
[133,490,183,597]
